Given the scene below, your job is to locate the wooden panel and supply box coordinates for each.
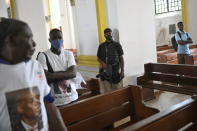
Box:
[85,78,100,95]
[185,53,197,65]
[185,56,195,65]
[68,103,132,131]
[59,87,132,124]
[149,73,197,86]
[157,49,175,57]
[141,88,155,101]
[77,88,90,95]
[150,73,179,83]
[77,92,94,100]
[120,99,197,131]
[140,83,197,95]
[59,86,159,131]
[145,63,197,77]
[157,45,172,51]
[189,44,197,49]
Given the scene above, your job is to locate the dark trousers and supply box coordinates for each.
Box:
[177,54,189,64]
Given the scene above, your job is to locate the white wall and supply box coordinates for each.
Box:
[116,0,157,85]
[155,11,182,46]
[15,0,49,58]
[0,0,8,17]
[75,0,99,55]
[187,0,197,44]
[59,0,76,49]
[105,0,120,42]
[105,0,118,30]
[50,0,61,28]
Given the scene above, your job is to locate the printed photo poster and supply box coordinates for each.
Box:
[6,87,43,131]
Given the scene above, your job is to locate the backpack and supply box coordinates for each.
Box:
[37,52,54,84]
[171,32,188,51]
[36,52,54,73]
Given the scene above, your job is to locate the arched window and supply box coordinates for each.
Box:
[154,0,181,14]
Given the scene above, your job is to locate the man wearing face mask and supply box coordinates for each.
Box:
[97,28,125,93]
[37,29,78,106]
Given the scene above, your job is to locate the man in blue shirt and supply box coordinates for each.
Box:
[175,22,193,64]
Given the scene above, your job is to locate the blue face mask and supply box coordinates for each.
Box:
[51,39,63,49]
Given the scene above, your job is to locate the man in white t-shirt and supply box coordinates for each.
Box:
[37,29,78,106]
[0,18,67,131]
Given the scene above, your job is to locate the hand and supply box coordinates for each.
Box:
[58,80,67,92]
[120,71,125,79]
[101,62,107,68]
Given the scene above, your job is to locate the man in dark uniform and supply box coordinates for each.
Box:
[97,28,124,93]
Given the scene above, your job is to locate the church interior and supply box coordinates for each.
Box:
[1,0,197,130]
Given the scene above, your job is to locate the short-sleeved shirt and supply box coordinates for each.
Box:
[175,30,192,54]
[37,49,78,106]
[97,41,124,65]
[0,59,51,131]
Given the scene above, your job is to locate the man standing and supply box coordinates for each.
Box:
[97,28,124,93]
[175,22,193,64]
[0,18,67,131]
[37,29,78,106]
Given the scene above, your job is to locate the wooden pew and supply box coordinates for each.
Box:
[137,63,197,95]
[59,86,159,131]
[117,63,197,130]
[157,45,172,51]
[158,45,197,64]
[157,49,175,63]
[157,49,175,57]
[117,98,197,131]
[77,78,100,100]
[185,53,197,65]
[159,52,177,64]
[77,78,153,102]
[189,44,197,49]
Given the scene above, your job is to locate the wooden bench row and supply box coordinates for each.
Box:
[59,86,159,131]
[78,78,155,102]
[59,63,197,130]
[137,63,197,95]
[126,63,197,131]
[185,53,197,65]
[158,45,197,64]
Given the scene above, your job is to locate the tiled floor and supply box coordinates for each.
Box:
[145,91,191,111]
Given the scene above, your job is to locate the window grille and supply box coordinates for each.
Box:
[154,0,181,14]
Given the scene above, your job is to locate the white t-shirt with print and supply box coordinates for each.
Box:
[0,60,51,131]
[37,49,78,106]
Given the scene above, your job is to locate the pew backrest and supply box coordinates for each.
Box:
[185,53,197,65]
[137,63,197,95]
[77,78,100,100]
[59,86,159,131]
[157,45,172,51]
